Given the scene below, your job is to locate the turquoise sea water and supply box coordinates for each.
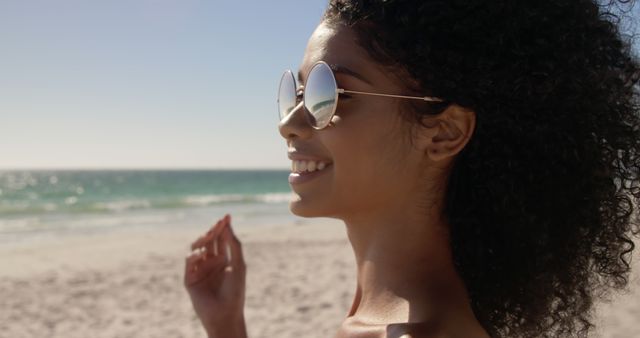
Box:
[0,170,297,240]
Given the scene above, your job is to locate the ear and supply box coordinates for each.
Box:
[418,104,476,162]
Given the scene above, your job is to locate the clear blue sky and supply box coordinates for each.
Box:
[0,1,637,169]
[0,0,327,169]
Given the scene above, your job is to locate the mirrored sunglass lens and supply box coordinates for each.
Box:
[304,63,337,128]
[278,71,297,120]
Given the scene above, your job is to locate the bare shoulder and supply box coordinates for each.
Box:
[335,319,440,338]
[386,322,491,338]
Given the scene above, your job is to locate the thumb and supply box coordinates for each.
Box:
[222,217,245,269]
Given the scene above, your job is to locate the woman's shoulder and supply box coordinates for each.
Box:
[336,316,489,338]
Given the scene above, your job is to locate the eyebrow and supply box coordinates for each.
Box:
[297,63,373,86]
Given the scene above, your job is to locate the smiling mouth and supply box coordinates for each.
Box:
[288,163,333,184]
[290,160,333,174]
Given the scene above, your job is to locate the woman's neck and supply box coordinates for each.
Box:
[341,203,489,337]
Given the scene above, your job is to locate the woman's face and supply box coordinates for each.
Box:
[278,21,429,222]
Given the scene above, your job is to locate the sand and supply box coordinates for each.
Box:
[0,218,638,338]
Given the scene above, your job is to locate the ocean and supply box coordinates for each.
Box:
[0,170,299,242]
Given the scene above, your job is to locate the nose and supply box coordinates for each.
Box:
[278,101,313,140]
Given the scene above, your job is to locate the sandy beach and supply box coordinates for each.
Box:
[1,217,638,338]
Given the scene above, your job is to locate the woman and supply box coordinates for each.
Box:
[184,0,640,337]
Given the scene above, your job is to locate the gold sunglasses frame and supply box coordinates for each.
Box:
[278,61,445,130]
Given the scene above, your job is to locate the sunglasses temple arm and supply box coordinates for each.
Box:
[337,88,444,102]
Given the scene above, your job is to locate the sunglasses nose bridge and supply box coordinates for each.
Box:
[289,101,305,118]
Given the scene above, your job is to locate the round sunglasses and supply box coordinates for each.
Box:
[278,61,445,130]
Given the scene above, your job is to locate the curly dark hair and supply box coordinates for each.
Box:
[323,0,640,337]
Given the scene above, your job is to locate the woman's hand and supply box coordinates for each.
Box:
[184,214,248,338]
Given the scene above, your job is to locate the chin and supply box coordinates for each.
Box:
[289,200,316,218]
[288,196,331,218]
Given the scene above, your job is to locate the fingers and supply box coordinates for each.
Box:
[220,216,245,268]
[190,216,227,252]
[184,247,227,287]
[184,213,244,288]
[184,250,205,286]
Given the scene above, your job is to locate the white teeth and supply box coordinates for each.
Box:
[307,161,317,172]
[292,160,331,173]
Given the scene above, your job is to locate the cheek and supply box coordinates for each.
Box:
[325,101,416,196]
[327,121,412,195]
